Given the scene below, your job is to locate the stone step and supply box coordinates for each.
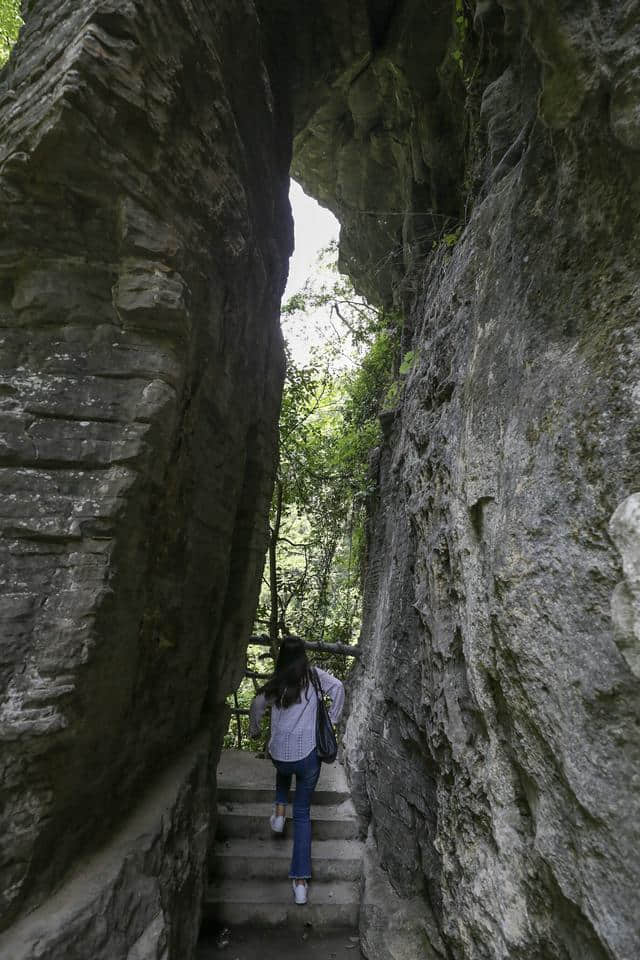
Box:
[216,749,351,808]
[196,927,363,960]
[218,784,348,805]
[216,800,359,841]
[204,879,360,929]
[212,837,364,882]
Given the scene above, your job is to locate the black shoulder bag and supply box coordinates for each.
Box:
[310,669,338,764]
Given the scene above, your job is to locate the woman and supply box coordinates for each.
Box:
[248,635,345,905]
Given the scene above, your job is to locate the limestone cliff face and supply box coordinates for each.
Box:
[288,0,466,306]
[0,0,289,955]
[332,4,640,960]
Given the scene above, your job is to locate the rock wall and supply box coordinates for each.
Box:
[0,733,212,960]
[0,0,289,954]
[336,3,640,960]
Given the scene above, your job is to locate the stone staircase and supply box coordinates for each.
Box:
[204,749,363,930]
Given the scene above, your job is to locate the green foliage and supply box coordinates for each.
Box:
[399,350,415,375]
[433,228,461,251]
[227,250,412,748]
[451,0,472,82]
[382,380,399,411]
[257,352,371,657]
[224,647,271,750]
[0,0,22,66]
[342,330,394,425]
[262,261,401,655]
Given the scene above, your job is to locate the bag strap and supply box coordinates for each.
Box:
[309,668,323,701]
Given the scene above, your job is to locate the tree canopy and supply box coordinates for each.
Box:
[226,251,411,748]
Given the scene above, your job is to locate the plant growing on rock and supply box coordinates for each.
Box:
[0,0,22,65]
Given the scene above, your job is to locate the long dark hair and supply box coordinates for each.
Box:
[261,635,311,708]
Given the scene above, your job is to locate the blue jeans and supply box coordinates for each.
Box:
[273,748,321,879]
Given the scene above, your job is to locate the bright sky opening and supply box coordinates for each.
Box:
[285,181,339,299]
[283,181,340,366]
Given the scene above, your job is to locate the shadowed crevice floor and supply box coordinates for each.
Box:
[197,926,364,959]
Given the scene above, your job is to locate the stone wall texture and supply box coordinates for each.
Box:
[335,4,640,960]
[0,0,289,954]
[0,733,212,960]
[1,1,639,959]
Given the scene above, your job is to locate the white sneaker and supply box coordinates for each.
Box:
[292,879,308,905]
[270,812,285,834]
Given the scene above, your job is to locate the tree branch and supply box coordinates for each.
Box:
[247,634,361,658]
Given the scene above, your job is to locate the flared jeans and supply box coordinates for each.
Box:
[272,747,321,879]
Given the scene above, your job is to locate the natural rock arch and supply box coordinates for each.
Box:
[0,2,638,958]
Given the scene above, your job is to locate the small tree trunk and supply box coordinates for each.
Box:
[233,691,242,749]
[268,479,284,662]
